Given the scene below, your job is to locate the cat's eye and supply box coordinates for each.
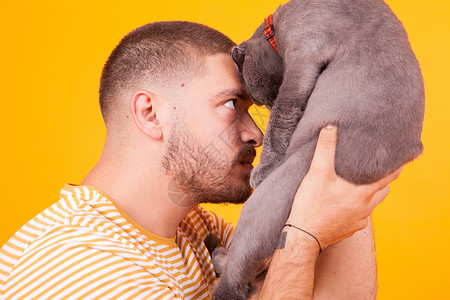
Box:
[224,99,236,110]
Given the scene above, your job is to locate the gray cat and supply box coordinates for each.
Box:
[210,0,424,299]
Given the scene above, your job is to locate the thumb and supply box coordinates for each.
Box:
[310,125,338,175]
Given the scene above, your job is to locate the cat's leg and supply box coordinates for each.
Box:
[251,59,326,188]
[212,139,317,300]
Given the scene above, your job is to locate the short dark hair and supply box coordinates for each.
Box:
[99,21,236,124]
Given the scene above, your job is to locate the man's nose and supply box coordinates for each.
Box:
[239,113,264,147]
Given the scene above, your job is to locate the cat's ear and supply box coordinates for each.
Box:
[231,46,246,69]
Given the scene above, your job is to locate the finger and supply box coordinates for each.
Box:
[369,184,390,210]
[310,125,338,174]
[371,165,404,191]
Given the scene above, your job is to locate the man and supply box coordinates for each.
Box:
[0,21,400,299]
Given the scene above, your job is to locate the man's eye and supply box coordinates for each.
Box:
[224,99,236,110]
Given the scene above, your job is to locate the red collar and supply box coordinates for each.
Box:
[264,14,279,54]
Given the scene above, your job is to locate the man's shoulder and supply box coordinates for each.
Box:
[0,219,177,300]
[0,202,130,263]
[0,185,137,274]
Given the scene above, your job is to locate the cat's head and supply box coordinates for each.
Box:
[231,24,284,110]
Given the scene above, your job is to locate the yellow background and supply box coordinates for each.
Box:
[0,0,449,299]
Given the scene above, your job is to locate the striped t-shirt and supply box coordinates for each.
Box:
[0,184,234,299]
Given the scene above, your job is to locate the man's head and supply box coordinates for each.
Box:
[99,21,263,207]
[99,21,236,128]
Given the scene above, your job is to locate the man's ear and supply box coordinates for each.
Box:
[130,90,163,140]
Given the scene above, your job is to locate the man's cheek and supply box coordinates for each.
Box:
[199,141,231,166]
[218,124,242,155]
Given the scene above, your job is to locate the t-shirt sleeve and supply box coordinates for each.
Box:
[1,227,181,300]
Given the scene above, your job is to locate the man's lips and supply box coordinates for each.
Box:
[239,161,254,172]
[238,153,256,173]
[235,149,255,174]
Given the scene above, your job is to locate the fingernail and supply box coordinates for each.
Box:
[325,124,336,129]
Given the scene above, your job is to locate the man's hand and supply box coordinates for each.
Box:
[287,125,403,250]
[259,125,403,299]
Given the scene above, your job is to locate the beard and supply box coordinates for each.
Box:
[162,121,255,207]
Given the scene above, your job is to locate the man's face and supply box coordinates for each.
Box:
[162,53,264,207]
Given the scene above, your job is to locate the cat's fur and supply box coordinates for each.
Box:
[210,0,424,299]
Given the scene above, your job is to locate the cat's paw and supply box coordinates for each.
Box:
[250,162,273,188]
[204,233,228,277]
[211,247,228,277]
[212,277,255,300]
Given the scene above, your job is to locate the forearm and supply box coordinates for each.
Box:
[313,218,377,300]
[258,227,320,300]
[251,126,399,299]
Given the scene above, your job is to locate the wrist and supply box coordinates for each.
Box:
[282,225,321,256]
[260,226,320,299]
[284,224,323,253]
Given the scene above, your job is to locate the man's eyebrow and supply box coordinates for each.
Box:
[210,87,244,101]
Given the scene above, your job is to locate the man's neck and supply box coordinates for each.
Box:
[81,142,193,239]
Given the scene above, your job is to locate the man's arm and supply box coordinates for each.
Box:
[313,219,377,299]
[255,125,401,299]
[258,226,321,300]
[258,221,376,300]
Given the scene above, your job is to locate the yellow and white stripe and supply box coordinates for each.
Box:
[0,184,234,299]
